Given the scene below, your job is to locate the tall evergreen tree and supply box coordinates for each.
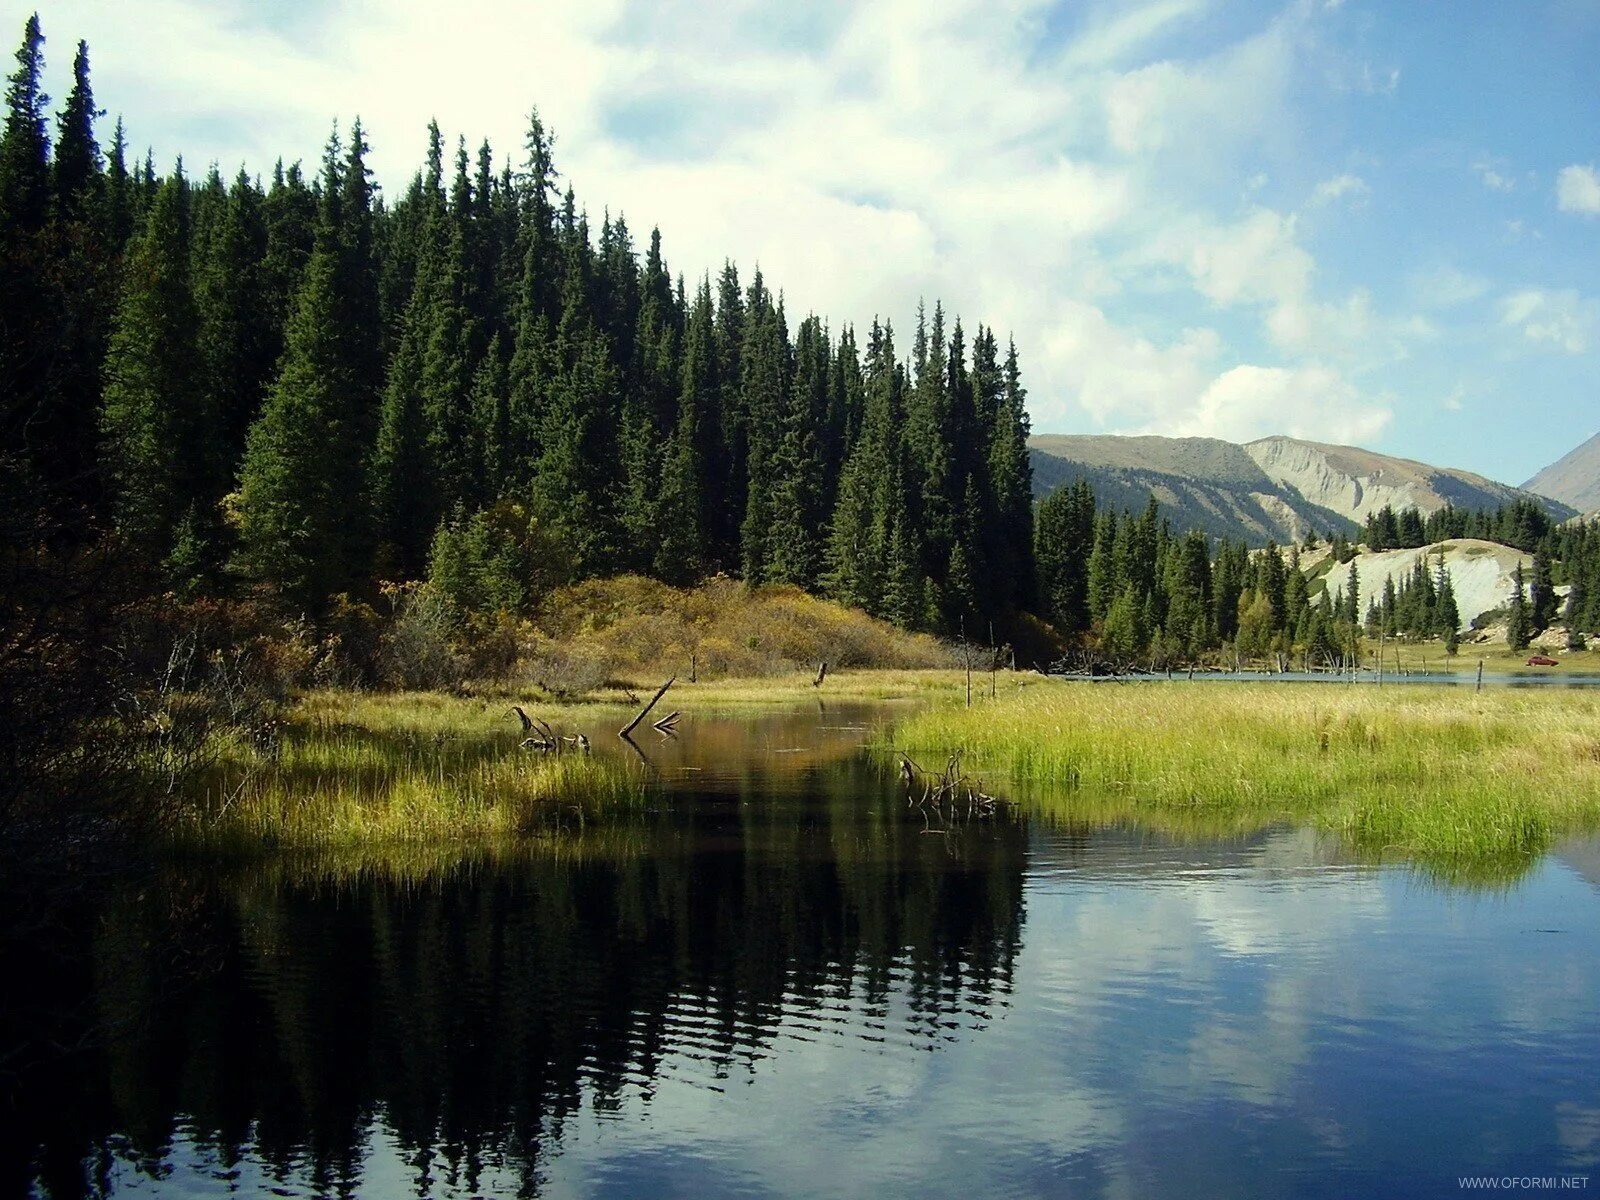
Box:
[52,39,100,221]
[99,174,204,574]
[1506,561,1531,652]
[0,13,49,231]
[235,134,377,608]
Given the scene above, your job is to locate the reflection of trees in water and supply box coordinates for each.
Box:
[12,758,1026,1199]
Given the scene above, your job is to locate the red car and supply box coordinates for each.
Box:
[1525,655,1559,667]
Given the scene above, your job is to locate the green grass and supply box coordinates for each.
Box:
[173,694,647,852]
[170,671,1006,852]
[883,681,1600,870]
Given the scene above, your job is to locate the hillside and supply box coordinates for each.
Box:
[1245,437,1557,524]
[1030,433,1571,545]
[1524,431,1600,513]
[1319,539,1531,632]
[1029,435,1355,544]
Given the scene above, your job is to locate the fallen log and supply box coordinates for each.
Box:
[620,676,675,738]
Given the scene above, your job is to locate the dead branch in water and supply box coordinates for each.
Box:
[895,751,1003,821]
[620,676,674,738]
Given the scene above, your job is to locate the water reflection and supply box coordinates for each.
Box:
[7,707,1600,1199]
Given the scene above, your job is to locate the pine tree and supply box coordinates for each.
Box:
[194,169,272,476]
[1034,480,1095,633]
[235,137,377,608]
[1530,550,1557,631]
[1564,572,1587,651]
[52,39,100,221]
[986,336,1035,613]
[766,314,828,587]
[1506,561,1531,652]
[100,173,205,577]
[1434,556,1459,641]
[0,14,49,231]
[654,278,716,582]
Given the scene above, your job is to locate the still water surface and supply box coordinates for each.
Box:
[10,704,1600,1199]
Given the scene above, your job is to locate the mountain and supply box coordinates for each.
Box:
[1523,431,1600,513]
[1030,433,1572,545]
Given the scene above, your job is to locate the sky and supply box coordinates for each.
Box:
[10,0,1599,484]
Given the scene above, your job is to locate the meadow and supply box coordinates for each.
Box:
[887,679,1600,868]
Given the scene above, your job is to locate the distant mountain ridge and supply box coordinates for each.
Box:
[1030,433,1572,545]
[1524,431,1600,513]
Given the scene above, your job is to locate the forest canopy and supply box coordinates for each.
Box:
[1,14,1034,639]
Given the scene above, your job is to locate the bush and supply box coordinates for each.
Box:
[376,584,466,691]
[531,574,955,681]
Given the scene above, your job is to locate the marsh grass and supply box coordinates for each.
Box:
[174,694,646,851]
[170,670,990,851]
[886,681,1600,867]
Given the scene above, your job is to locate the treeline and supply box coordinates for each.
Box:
[1034,484,1363,667]
[1,15,1032,638]
[1362,500,1556,554]
[1362,556,1461,648]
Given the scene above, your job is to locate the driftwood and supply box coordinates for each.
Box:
[652,710,680,737]
[896,751,1002,823]
[620,677,674,738]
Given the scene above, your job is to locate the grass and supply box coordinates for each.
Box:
[173,696,646,852]
[1378,640,1600,674]
[170,669,1005,852]
[884,680,1600,870]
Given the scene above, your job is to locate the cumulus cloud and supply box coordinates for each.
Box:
[1410,265,1489,309]
[1556,164,1600,215]
[1500,288,1600,354]
[1167,363,1392,443]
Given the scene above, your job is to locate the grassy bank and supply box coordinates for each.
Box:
[885,681,1600,865]
[170,669,1003,852]
[174,693,646,853]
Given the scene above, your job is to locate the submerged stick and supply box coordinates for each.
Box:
[620,676,675,738]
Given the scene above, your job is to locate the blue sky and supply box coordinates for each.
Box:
[11,0,1599,483]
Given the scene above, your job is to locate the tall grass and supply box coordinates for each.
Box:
[885,682,1600,865]
[172,693,646,852]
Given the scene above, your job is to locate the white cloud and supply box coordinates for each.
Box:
[1473,156,1517,193]
[1311,173,1369,207]
[1556,164,1600,215]
[1060,0,1210,70]
[1170,363,1392,443]
[1500,288,1600,354]
[1410,265,1489,309]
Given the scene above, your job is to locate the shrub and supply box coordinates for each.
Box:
[376,583,465,691]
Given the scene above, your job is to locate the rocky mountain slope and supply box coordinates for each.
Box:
[1030,433,1571,545]
[1523,431,1600,513]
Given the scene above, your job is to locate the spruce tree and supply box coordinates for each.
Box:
[1530,550,1557,631]
[100,173,204,574]
[1506,561,1531,652]
[52,39,100,221]
[0,14,49,231]
[654,278,716,583]
[235,137,376,608]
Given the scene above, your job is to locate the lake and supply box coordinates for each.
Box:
[8,703,1599,1199]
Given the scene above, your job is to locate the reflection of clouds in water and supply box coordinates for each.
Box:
[1558,1103,1600,1167]
[544,1006,1127,1199]
[1181,973,1316,1106]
